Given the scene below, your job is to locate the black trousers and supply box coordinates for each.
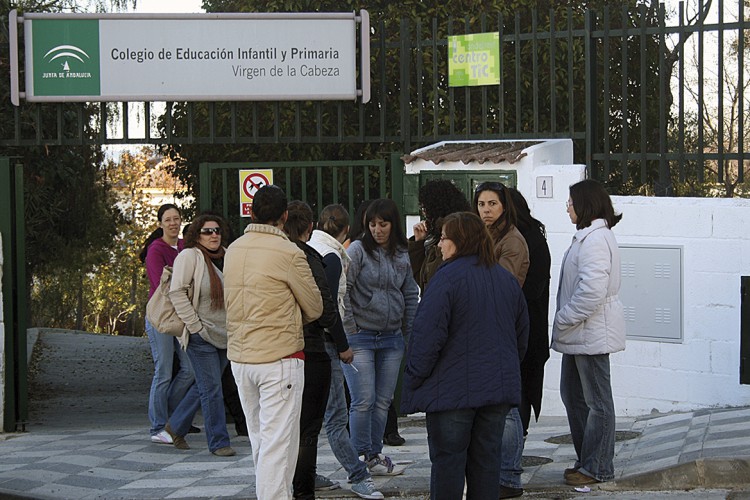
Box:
[293,351,332,500]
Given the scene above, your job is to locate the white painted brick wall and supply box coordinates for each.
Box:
[535,193,750,417]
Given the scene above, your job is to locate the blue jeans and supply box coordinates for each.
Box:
[146,318,194,436]
[499,407,524,488]
[426,404,509,500]
[169,334,230,452]
[560,353,615,481]
[341,330,404,458]
[323,342,370,483]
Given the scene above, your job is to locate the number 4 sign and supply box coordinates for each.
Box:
[536,176,553,198]
[239,169,274,216]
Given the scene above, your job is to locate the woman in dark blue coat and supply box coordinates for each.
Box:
[401,212,529,500]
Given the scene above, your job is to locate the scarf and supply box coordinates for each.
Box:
[195,243,226,310]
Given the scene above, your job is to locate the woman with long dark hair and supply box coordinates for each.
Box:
[472,182,530,498]
[165,213,234,456]
[308,204,384,498]
[343,199,419,476]
[472,182,529,285]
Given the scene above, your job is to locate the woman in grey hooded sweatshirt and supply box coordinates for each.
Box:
[342,198,419,477]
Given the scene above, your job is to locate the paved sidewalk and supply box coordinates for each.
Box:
[1,330,749,499]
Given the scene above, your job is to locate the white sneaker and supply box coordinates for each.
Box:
[351,478,384,499]
[150,429,173,444]
[366,453,405,476]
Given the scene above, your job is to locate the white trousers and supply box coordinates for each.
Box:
[232,358,304,500]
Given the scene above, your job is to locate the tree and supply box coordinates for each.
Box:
[101,147,184,335]
[677,0,750,197]
[0,0,146,330]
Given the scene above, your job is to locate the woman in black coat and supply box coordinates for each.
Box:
[283,201,339,500]
[509,189,551,432]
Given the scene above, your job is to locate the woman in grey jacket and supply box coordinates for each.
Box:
[552,179,625,486]
[343,198,420,477]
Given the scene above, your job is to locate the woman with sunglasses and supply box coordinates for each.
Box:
[164,214,235,456]
[472,182,530,498]
[553,179,625,486]
[402,212,529,500]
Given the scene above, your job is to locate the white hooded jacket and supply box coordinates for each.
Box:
[551,218,626,355]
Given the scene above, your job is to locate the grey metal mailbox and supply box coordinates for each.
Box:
[619,245,683,343]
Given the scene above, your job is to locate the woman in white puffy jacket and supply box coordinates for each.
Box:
[552,179,625,487]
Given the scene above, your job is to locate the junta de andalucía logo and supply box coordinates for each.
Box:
[43,44,92,78]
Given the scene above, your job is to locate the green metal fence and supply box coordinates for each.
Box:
[198,155,404,236]
[1,2,749,196]
[0,157,28,432]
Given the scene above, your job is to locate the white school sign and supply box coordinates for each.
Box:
[9,11,370,105]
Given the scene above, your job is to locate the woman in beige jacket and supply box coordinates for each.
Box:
[166,213,235,457]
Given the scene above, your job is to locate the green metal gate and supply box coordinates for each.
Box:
[198,155,405,235]
[0,157,28,432]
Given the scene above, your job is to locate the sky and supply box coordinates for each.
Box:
[132,0,203,13]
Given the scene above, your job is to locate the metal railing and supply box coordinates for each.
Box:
[1,1,748,195]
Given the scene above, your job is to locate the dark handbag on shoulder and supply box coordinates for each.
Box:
[146,266,190,336]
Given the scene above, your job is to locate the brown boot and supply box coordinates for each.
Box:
[212,446,236,457]
[165,423,190,450]
[565,471,600,486]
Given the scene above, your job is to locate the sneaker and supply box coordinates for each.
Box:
[351,478,384,499]
[314,474,340,491]
[188,425,201,434]
[165,423,190,450]
[383,432,406,446]
[211,446,236,457]
[150,429,173,444]
[366,454,404,476]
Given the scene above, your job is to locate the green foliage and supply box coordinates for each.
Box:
[0,0,167,332]
[27,147,176,335]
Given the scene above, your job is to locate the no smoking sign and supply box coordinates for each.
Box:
[239,169,273,216]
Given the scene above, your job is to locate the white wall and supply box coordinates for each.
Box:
[405,139,750,417]
[523,169,750,417]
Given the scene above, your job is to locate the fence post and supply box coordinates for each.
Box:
[400,19,412,154]
[585,9,598,180]
[0,158,27,432]
[199,162,211,213]
[655,3,673,196]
